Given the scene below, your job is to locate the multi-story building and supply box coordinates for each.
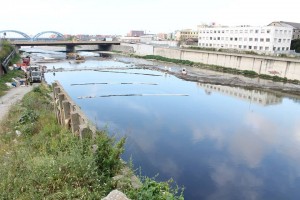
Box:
[268,21,300,40]
[127,30,145,37]
[175,29,198,41]
[197,25,293,53]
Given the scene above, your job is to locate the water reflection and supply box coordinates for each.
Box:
[197,83,282,106]
[27,48,300,199]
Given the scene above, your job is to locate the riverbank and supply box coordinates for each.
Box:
[0,84,184,199]
[123,54,300,96]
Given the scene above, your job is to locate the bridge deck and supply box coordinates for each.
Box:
[12,41,120,46]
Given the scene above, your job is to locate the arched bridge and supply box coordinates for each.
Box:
[0,30,65,41]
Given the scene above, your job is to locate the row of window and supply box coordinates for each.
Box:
[198,43,290,51]
[199,37,291,43]
[199,29,292,34]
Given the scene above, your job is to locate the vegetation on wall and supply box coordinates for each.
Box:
[0,40,14,62]
[137,55,300,84]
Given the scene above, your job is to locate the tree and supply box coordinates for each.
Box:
[291,39,300,53]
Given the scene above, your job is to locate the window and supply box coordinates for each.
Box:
[282,47,285,51]
[239,37,242,41]
[255,38,258,42]
[230,30,233,33]
[255,30,259,33]
[218,37,220,40]
[249,38,253,41]
[260,38,264,42]
[280,30,283,34]
[284,30,287,34]
[249,46,252,49]
[230,37,233,41]
[243,45,247,49]
[274,38,277,42]
[239,45,242,48]
[235,37,238,41]
[283,39,286,42]
[259,46,263,50]
[265,47,269,50]
[235,30,238,34]
[254,46,257,50]
[214,30,216,33]
[278,39,281,42]
[240,30,243,33]
[244,38,247,41]
[277,47,280,51]
[245,30,248,33]
[250,30,253,33]
[266,38,270,42]
[261,29,265,33]
[286,47,289,50]
[273,47,276,51]
[267,29,271,33]
[222,30,225,33]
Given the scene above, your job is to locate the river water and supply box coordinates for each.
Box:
[23,47,300,200]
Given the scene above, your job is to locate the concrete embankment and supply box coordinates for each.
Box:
[111,43,300,81]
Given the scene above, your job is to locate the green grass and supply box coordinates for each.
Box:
[137,54,300,85]
[0,84,184,199]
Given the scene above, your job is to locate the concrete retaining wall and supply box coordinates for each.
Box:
[111,45,134,54]
[119,43,300,81]
[53,81,96,139]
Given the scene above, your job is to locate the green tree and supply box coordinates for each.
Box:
[291,39,300,53]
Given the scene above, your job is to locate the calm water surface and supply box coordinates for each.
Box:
[29,48,300,200]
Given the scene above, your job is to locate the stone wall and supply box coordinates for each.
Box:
[53,81,96,139]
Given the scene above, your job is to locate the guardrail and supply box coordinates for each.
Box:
[1,49,16,74]
[52,81,96,139]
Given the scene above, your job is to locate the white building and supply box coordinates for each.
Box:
[197,25,293,54]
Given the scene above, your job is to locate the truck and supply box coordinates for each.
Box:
[28,66,43,83]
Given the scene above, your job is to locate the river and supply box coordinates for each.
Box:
[23,47,300,200]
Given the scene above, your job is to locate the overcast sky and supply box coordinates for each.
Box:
[1,0,299,36]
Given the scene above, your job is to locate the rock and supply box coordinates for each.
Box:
[101,190,130,200]
[15,130,22,137]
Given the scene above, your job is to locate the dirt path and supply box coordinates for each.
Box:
[0,86,33,121]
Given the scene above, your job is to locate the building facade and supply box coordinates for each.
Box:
[197,25,293,54]
[175,29,198,41]
[269,21,300,40]
[127,30,145,37]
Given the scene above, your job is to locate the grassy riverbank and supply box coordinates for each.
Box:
[0,40,23,97]
[135,55,300,85]
[0,84,184,199]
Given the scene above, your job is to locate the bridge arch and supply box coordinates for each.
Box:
[0,30,31,39]
[32,31,64,40]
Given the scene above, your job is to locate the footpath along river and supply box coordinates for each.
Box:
[24,47,300,200]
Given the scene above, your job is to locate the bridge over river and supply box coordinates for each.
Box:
[11,41,120,52]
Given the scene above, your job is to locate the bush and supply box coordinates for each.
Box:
[0,85,184,199]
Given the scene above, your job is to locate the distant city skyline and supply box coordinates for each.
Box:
[1,0,299,35]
